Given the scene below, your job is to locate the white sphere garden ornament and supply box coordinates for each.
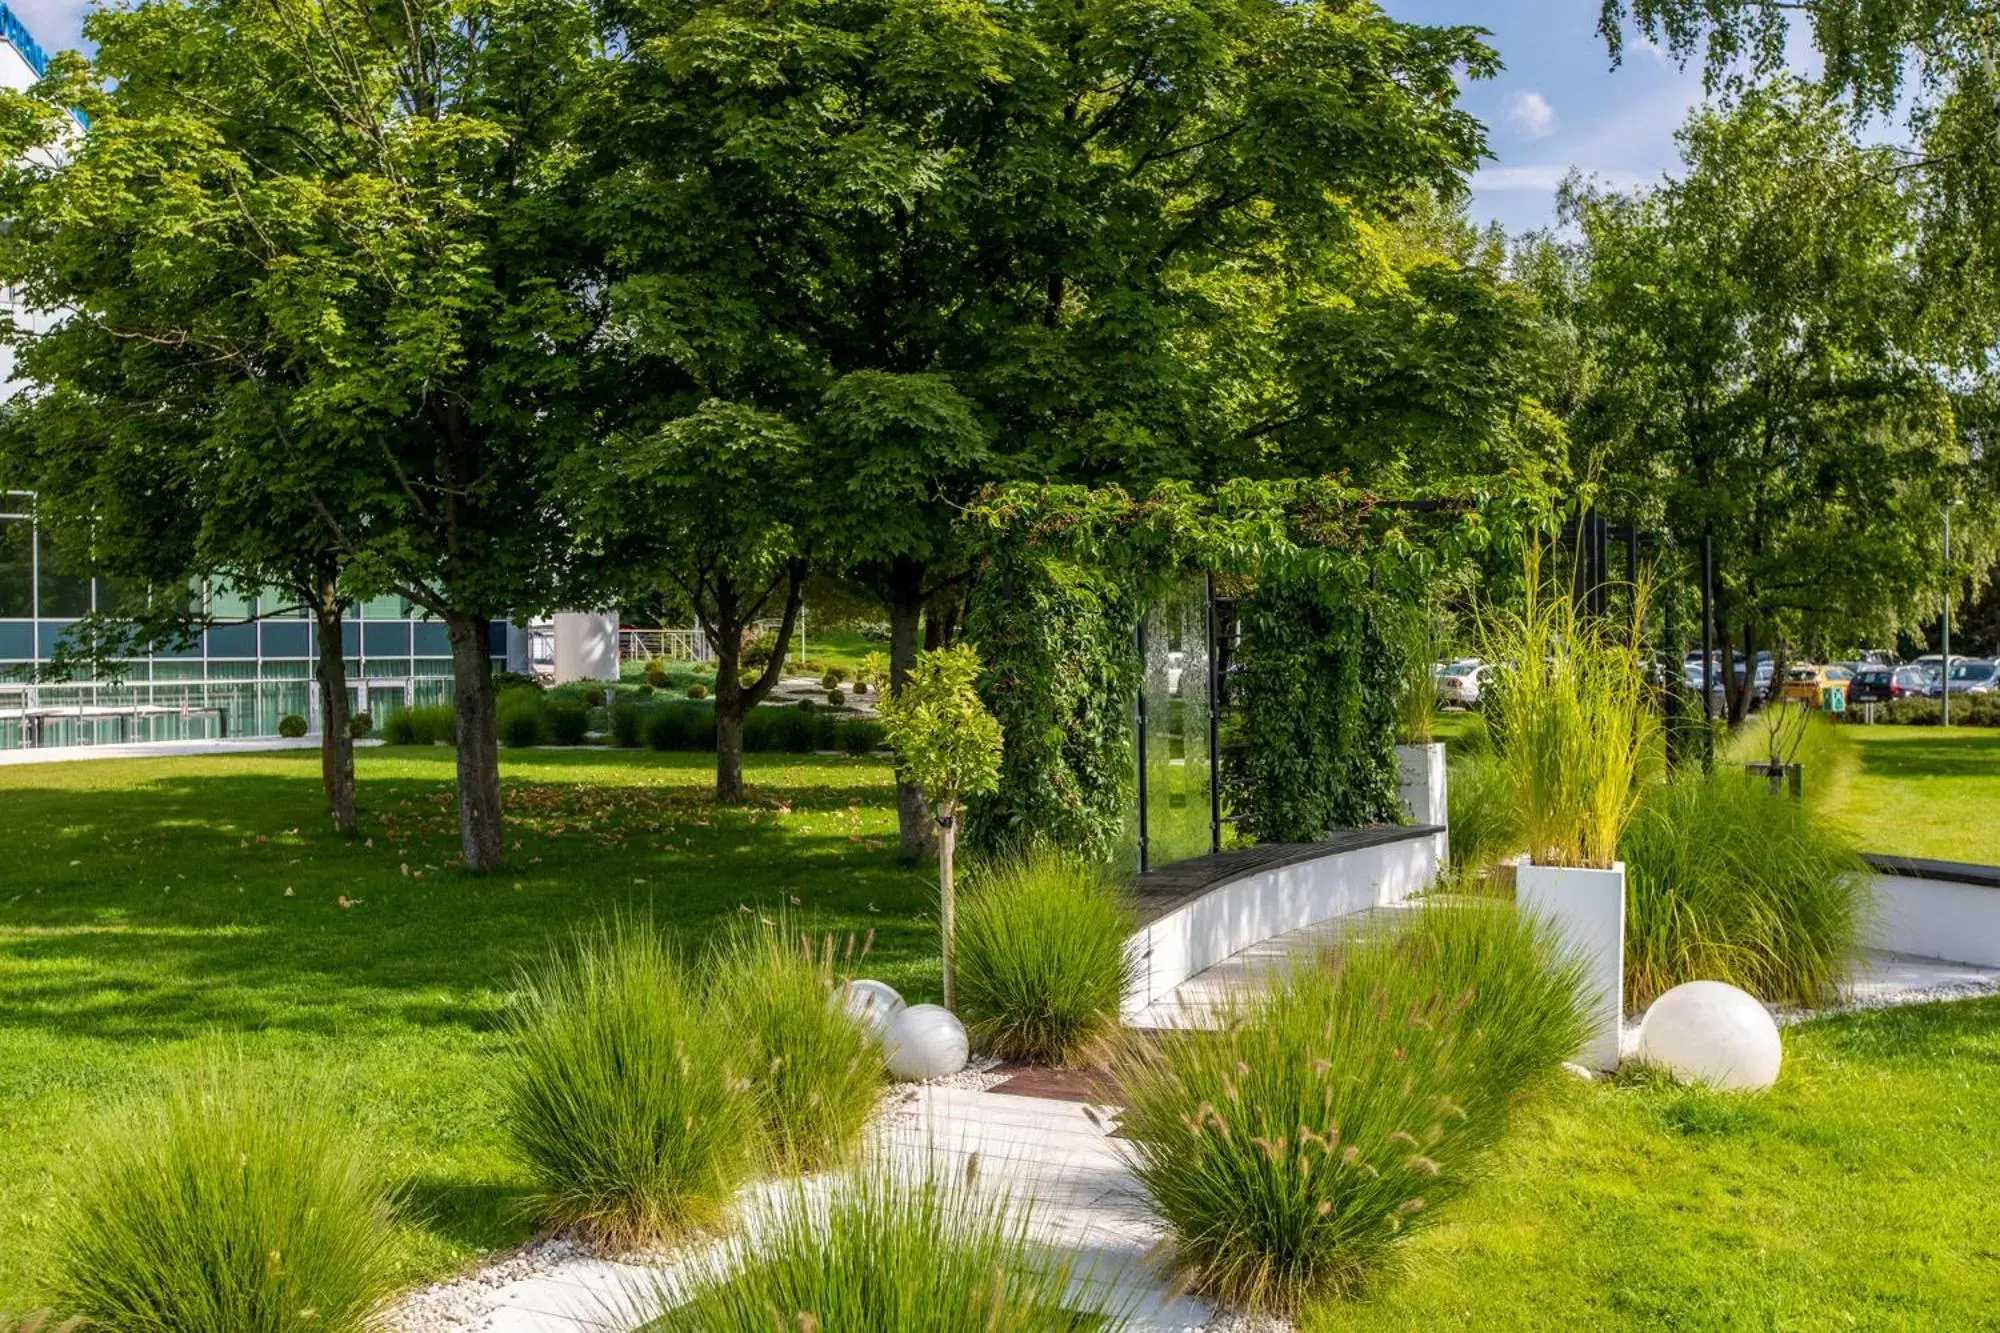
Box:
[882,1004,970,1081]
[833,979,906,1038]
[1635,980,1783,1092]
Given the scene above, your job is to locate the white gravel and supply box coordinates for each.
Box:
[383,1237,588,1333]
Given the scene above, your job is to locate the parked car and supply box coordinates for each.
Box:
[1849,665,1932,704]
[1436,660,1489,707]
[1857,649,1901,667]
[1780,664,1854,708]
[1946,660,2000,696]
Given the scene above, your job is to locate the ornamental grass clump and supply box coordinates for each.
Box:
[1621,763,1865,1008]
[504,920,758,1246]
[1118,902,1589,1314]
[648,1168,1115,1333]
[955,849,1137,1065]
[45,1067,399,1333]
[707,921,885,1174]
[1481,540,1660,868]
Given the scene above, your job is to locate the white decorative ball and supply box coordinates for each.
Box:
[1635,981,1783,1092]
[882,1004,970,1081]
[833,979,906,1038]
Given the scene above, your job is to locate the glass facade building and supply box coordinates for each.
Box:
[0,492,508,750]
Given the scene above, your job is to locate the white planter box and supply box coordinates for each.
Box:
[1396,742,1448,843]
[1515,860,1626,1071]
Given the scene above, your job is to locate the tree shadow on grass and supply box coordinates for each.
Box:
[1850,733,2000,782]
[397,1174,537,1255]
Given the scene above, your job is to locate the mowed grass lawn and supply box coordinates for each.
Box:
[1830,725,2000,864]
[0,745,934,1306]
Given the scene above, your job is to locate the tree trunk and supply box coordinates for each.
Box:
[714,633,747,804]
[445,610,504,870]
[1730,619,1758,726]
[887,556,934,859]
[938,810,957,1010]
[312,592,357,836]
[706,560,809,805]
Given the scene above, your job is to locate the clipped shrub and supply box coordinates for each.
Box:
[504,921,758,1245]
[611,702,647,749]
[348,712,373,740]
[500,696,548,749]
[1118,902,1589,1313]
[820,668,846,689]
[645,661,669,690]
[649,1170,1101,1333]
[277,713,308,739]
[685,682,708,700]
[1621,768,1865,1008]
[47,1067,398,1333]
[549,704,591,746]
[852,679,870,696]
[827,688,846,707]
[583,687,606,708]
[707,923,884,1173]
[384,704,456,747]
[638,682,657,697]
[795,696,817,714]
[956,849,1136,1065]
[841,719,887,755]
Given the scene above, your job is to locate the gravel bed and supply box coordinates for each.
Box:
[1772,975,2000,1026]
[383,1237,588,1333]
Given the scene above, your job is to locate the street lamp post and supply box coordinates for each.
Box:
[1943,501,1957,729]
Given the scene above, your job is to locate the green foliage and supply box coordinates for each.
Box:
[743,633,782,672]
[1229,570,1405,841]
[46,1066,398,1333]
[503,921,758,1246]
[1623,770,1866,1009]
[500,696,548,749]
[646,703,719,752]
[276,714,308,739]
[827,689,846,707]
[821,668,847,689]
[1879,696,2000,727]
[583,688,605,709]
[955,850,1136,1065]
[877,645,1003,823]
[1117,902,1589,1314]
[706,922,884,1174]
[1481,541,1660,868]
[685,682,709,701]
[1445,746,1522,875]
[610,702,646,748]
[842,720,887,755]
[383,705,457,747]
[645,662,669,690]
[647,1170,1109,1333]
[964,558,1141,862]
[347,712,373,740]
[549,704,591,747]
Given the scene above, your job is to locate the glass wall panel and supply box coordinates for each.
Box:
[362,621,412,657]
[37,535,92,616]
[0,622,30,660]
[0,517,30,617]
[205,623,258,658]
[261,621,309,657]
[209,587,255,621]
[1141,575,1214,868]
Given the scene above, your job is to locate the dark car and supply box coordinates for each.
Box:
[1849,666,1931,704]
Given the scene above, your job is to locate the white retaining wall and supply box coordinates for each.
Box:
[1865,873,2000,969]
[1120,831,1447,1019]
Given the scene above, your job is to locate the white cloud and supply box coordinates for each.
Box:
[1474,165,1650,194]
[1507,91,1559,139]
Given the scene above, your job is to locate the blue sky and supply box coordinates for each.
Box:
[8,0,1796,237]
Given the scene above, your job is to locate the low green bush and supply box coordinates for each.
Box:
[648,1171,1105,1333]
[1118,902,1588,1314]
[638,682,656,697]
[549,703,591,746]
[46,1067,399,1333]
[500,696,548,748]
[842,719,887,755]
[646,702,717,752]
[382,703,456,746]
[1621,766,1865,1008]
[504,921,758,1246]
[956,850,1135,1065]
[827,688,846,706]
[645,661,669,690]
[821,667,847,689]
[348,711,373,739]
[707,923,884,1173]
[277,713,308,739]
[685,682,708,700]
[583,687,606,708]
[1876,695,2000,726]
[610,702,646,748]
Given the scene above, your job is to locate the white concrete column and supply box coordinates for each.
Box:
[1396,743,1449,860]
[552,612,620,684]
[1516,860,1626,1071]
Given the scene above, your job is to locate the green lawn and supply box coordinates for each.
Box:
[0,747,933,1306]
[1829,725,2000,864]
[1317,997,2000,1331]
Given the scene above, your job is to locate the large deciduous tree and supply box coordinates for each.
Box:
[0,0,601,868]
[581,0,1511,844]
[1560,84,1976,719]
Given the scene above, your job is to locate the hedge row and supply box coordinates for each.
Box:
[1866,696,2000,727]
[611,701,886,755]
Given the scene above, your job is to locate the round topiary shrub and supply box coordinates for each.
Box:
[48,1068,399,1333]
[827,689,845,707]
[796,697,817,713]
[638,683,656,697]
[583,687,606,708]
[820,669,842,690]
[686,682,709,700]
[645,662,669,690]
[277,714,308,739]
[348,712,373,740]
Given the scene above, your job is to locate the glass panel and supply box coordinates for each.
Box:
[209,585,255,621]
[37,534,92,616]
[1142,575,1214,868]
[362,621,412,658]
[0,517,32,616]
[360,594,406,619]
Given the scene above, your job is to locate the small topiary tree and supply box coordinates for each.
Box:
[347,712,373,740]
[877,644,1003,1008]
[278,714,308,739]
